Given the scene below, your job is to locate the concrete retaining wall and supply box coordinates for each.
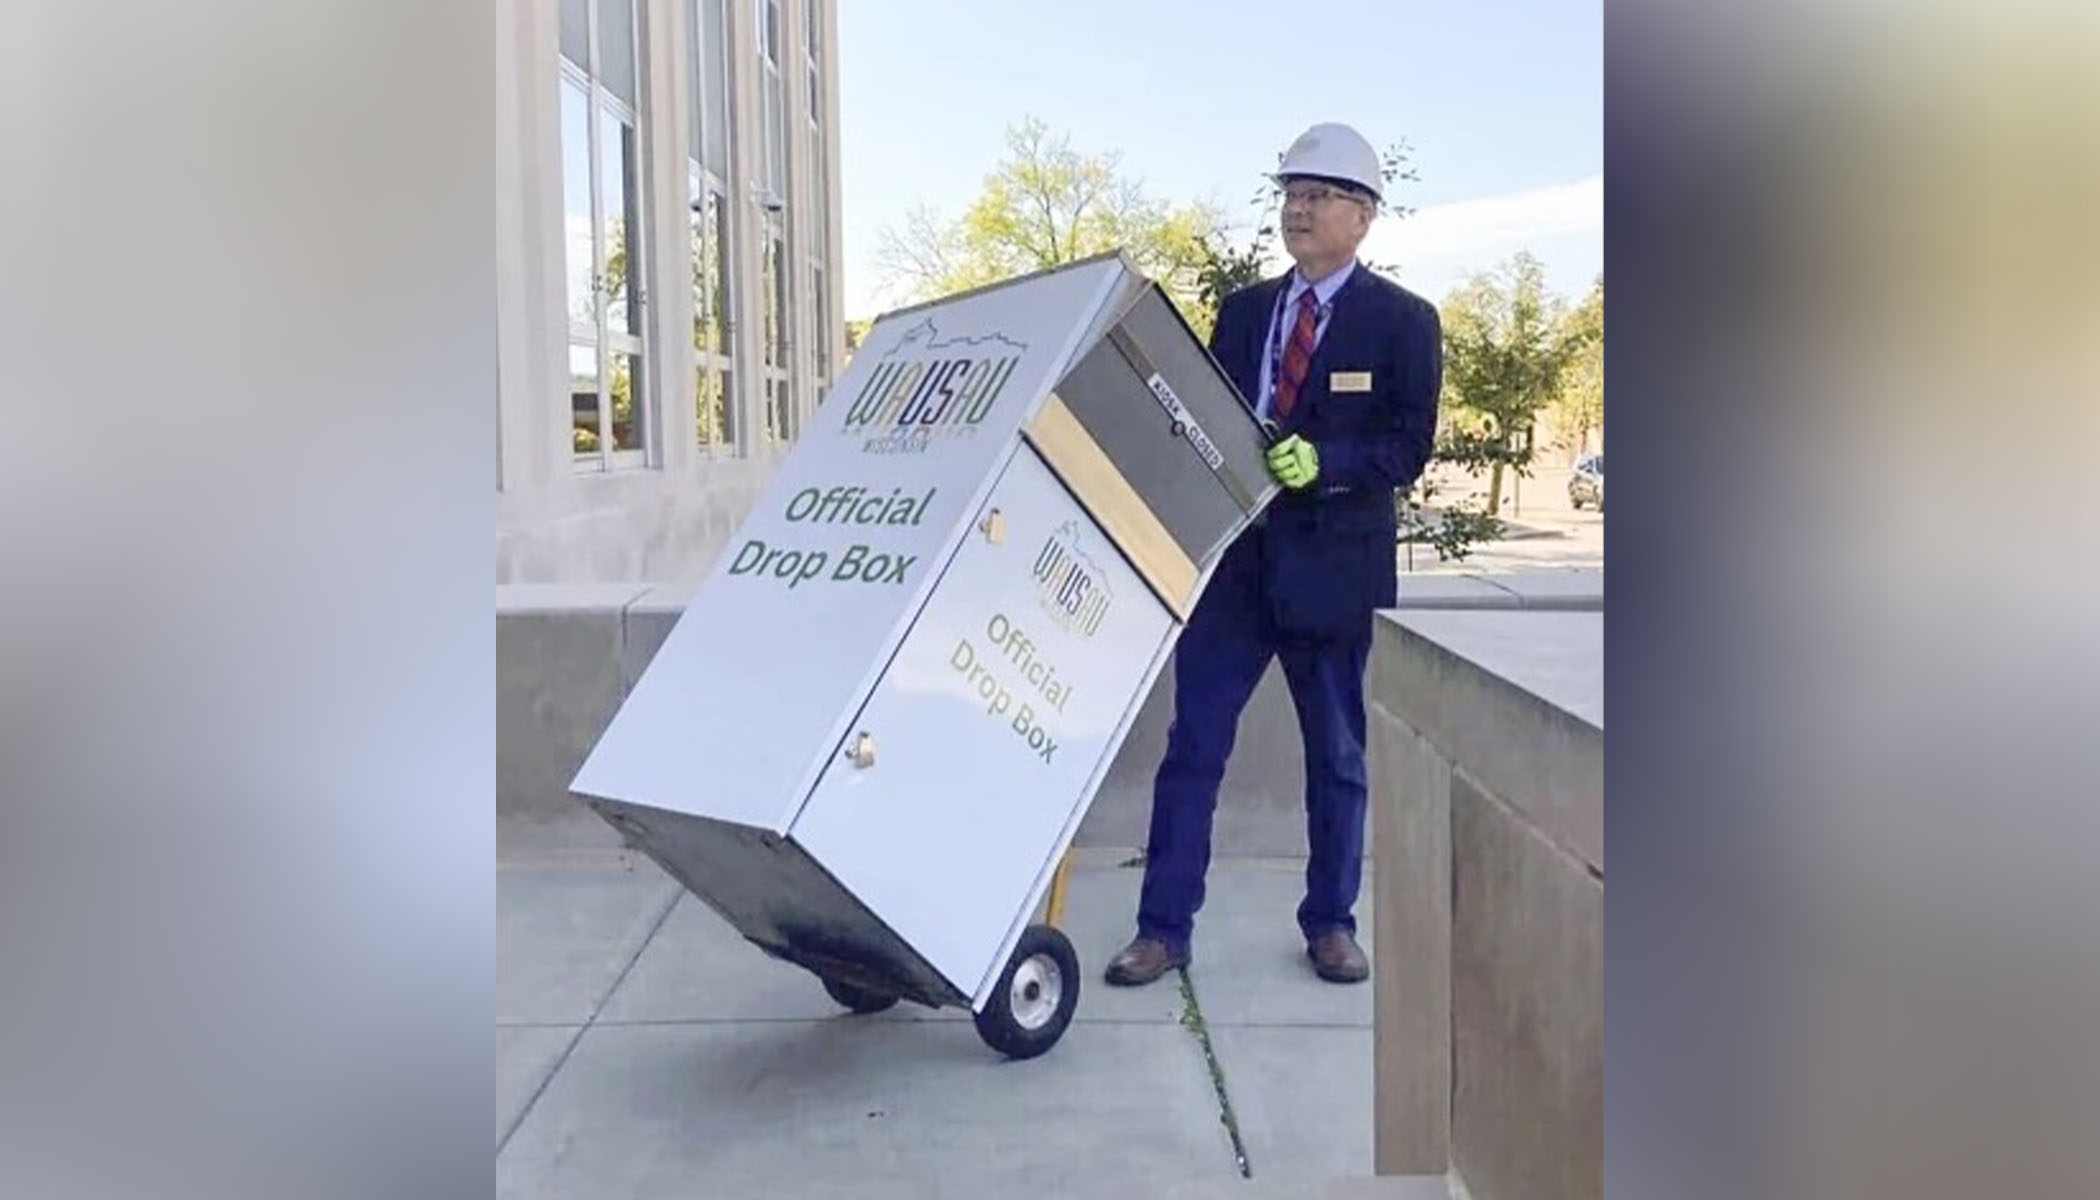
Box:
[1367,609,1602,1200]
[495,570,1601,858]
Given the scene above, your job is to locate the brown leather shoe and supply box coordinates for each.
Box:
[1307,930,1369,983]
[1103,936,1190,986]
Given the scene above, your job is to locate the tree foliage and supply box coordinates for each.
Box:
[1546,274,1603,453]
[874,118,1223,321]
[1438,251,1586,514]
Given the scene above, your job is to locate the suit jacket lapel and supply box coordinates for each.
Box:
[1232,274,1290,407]
[1251,273,1290,389]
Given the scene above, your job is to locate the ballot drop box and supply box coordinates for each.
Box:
[571,252,1276,1058]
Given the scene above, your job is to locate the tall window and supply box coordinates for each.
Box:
[757,0,794,441]
[758,0,785,195]
[560,0,652,468]
[803,1,831,391]
[689,0,735,448]
[761,219,793,441]
[810,260,827,387]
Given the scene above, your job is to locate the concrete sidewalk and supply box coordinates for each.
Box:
[497,820,1450,1199]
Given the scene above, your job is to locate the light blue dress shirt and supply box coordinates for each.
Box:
[1255,258,1357,421]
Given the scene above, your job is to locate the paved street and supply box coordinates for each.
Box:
[1402,461,1604,577]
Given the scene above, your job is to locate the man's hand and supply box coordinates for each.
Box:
[1266,435,1320,490]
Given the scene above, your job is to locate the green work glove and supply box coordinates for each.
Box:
[1266,435,1320,489]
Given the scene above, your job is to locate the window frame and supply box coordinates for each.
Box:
[688,0,738,453]
[802,0,829,392]
[760,214,794,443]
[561,0,656,474]
[755,0,794,443]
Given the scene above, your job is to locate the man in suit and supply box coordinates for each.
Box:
[1106,122,1442,986]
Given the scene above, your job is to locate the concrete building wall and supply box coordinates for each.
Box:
[496,0,843,586]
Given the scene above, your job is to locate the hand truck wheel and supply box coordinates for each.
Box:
[973,923,1079,1059]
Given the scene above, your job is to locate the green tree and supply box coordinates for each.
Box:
[1438,251,1584,515]
[874,118,1224,323]
[1546,273,1603,456]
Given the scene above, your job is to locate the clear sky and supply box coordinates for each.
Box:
[837,0,1602,319]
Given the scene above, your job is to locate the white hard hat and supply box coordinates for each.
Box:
[1274,122,1382,202]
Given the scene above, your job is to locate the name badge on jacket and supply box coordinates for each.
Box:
[1330,371,1373,393]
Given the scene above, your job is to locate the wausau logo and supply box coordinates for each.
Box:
[1032,520,1113,637]
[839,318,1028,454]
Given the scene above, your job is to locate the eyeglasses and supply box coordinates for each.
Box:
[1282,183,1369,208]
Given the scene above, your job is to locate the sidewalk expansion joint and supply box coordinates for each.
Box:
[1177,967,1252,1179]
[498,886,683,1156]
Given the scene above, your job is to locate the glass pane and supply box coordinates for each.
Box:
[807,122,824,248]
[762,72,784,191]
[690,178,726,353]
[560,78,596,328]
[689,164,711,328]
[699,0,729,174]
[772,234,789,366]
[712,191,733,354]
[601,108,642,337]
[694,351,728,448]
[807,60,819,118]
[609,351,645,453]
[761,0,780,65]
[690,166,727,450]
[560,0,589,70]
[760,230,782,368]
[570,342,603,456]
[598,0,638,106]
[774,74,788,189]
[701,4,718,161]
[812,263,829,381]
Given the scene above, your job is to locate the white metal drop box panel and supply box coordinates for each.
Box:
[567,250,1278,1021]
[570,255,1126,831]
[789,445,1176,1002]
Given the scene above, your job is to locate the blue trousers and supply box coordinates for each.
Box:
[1135,546,1372,952]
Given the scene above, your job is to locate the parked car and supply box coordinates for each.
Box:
[1568,454,1604,511]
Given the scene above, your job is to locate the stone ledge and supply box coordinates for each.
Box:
[1382,610,1602,731]
[494,578,1602,855]
[1394,575,1519,609]
[1161,1177,1456,1199]
[1373,612,1602,876]
[497,582,653,614]
[1394,569,1601,612]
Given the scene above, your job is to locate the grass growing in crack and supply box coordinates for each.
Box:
[1177,968,1252,1179]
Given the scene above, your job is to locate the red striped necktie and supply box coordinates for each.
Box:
[1274,287,1320,420]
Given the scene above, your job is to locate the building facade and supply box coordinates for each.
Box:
[496,0,843,583]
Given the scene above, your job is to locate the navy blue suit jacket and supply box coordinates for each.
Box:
[1207,265,1442,637]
